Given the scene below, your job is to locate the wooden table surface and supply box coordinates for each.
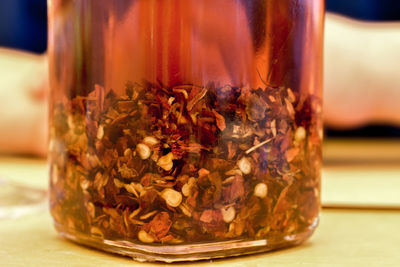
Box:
[1,139,399,266]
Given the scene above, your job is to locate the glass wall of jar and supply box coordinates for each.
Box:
[48,0,324,262]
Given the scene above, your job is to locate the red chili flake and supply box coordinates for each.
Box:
[140,173,153,187]
[200,210,214,223]
[50,81,321,245]
[144,212,172,240]
[222,175,245,203]
[226,141,237,160]
[187,88,208,111]
[286,147,299,162]
[212,109,226,131]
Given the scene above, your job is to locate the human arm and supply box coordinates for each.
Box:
[0,48,48,156]
[324,13,400,128]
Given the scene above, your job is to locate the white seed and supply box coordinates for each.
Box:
[287,88,296,103]
[129,207,142,219]
[113,178,125,189]
[237,157,251,175]
[80,178,90,190]
[97,125,104,139]
[221,206,236,223]
[157,152,174,171]
[182,177,196,196]
[285,99,295,117]
[86,154,100,169]
[123,148,132,157]
[181,183,191,197]
[168,97,175,105]
[139,210,157,220]
[161,188,182,207]
[143,136,159,146]
[271,120,277,137]
[254,183,268,198]
[130,219,144,226]
[179,203,192,217]
[228,222,235,233]
[188,177,196,186]
[138,230,154,243]
[133,183,144,194]
[136,143,151,160]
[222,176,236,185]
[295,126,306,142]
[124,183,139,197]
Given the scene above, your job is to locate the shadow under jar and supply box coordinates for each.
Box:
[48,0,324,262]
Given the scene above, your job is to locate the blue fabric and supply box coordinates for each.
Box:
[0,0,47,53]
[326,0,400,21]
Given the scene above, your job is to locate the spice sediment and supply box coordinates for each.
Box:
[49,82,321,244]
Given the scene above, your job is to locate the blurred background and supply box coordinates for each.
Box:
[1,0,400,54]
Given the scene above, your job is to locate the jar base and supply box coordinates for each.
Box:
[54,217,318,263]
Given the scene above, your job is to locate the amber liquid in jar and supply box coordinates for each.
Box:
[48,0,324,262]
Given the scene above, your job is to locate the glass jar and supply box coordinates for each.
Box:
[48,0,324,262]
